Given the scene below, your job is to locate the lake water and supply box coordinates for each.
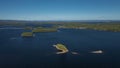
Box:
[0,27,120,68]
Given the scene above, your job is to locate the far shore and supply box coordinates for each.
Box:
[0,28,24,29]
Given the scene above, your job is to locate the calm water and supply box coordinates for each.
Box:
[0,27,120,68]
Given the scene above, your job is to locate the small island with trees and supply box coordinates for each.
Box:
[21,32,33,37]
[32,27,57,33]
[21,27,58,37]
[53,44,69,54]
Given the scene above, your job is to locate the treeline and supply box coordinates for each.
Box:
[57,23,120,32]
[0,22,25,26]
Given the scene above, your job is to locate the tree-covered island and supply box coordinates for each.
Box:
[53,44,69,54]
[21,32,33,37]
[32,27,57,33]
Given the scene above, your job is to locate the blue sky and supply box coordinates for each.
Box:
[0,0,120,20]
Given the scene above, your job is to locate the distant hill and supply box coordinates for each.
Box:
[0,20,120,23]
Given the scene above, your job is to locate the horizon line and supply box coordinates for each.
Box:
[0,19,120,21]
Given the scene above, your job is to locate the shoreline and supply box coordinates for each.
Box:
[0,28,24,29]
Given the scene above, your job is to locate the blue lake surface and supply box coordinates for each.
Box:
[0,27,120,68]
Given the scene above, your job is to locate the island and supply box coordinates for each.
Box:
[32,27,57,33]
[21,32,33,37]
[53,44,69,54]
[24,27,33,30]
